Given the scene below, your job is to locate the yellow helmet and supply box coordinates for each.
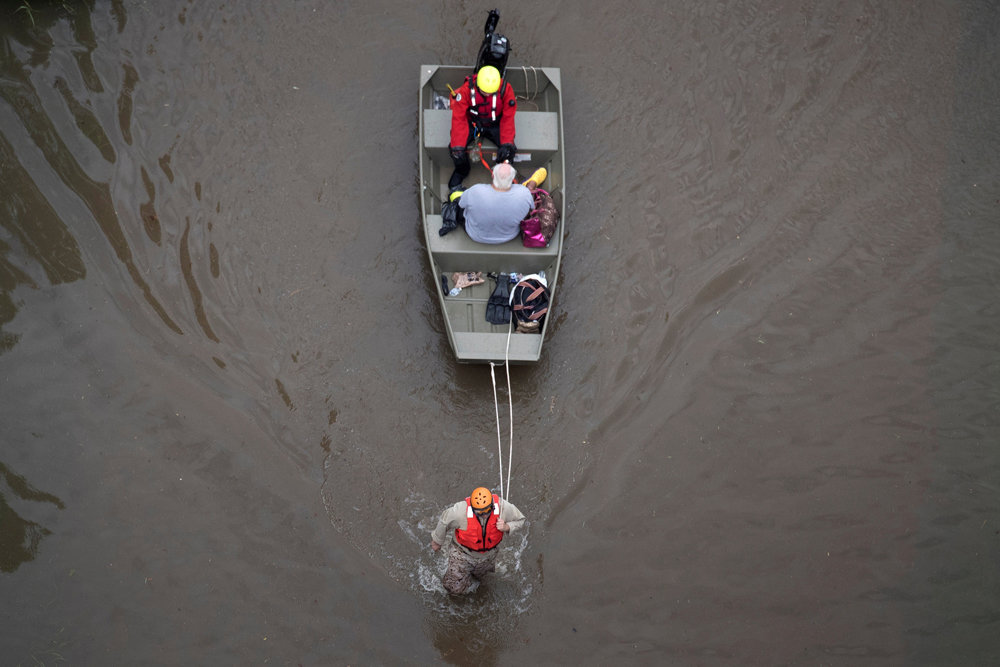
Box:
[470,487,493,510]
[476,66,501,94]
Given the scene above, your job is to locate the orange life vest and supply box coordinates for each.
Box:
[454,494,504,551]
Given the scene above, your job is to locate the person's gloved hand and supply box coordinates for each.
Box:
[450,146,468,161]
[496,143,516,164]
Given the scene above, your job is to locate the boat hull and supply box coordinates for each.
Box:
[418,65,565,363]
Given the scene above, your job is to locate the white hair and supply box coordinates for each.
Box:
[492,162,516,190]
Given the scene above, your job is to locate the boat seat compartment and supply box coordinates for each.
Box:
[437,279,549,361]
[425,214,558,274]
[452,332,542,363]
[423,109,559,167]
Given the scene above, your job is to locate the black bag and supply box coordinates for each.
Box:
[439,199,460,236]
[510,278,549,333]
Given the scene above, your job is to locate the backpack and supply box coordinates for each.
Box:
[520,188,559,247]
[510,277,550,333]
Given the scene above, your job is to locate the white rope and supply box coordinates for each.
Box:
[504,318,513,502]
[515,65,541,104]
[489,309,516,504]
[489,361,505,501]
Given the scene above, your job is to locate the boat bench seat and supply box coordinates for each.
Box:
[423,109,559,169]
[425,214,558,274]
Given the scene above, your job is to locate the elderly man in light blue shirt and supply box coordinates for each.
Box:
[457,162,534,244]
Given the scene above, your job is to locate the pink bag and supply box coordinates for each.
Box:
[520,188,559,247]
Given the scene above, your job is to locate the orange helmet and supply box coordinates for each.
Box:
[470,487,493,510]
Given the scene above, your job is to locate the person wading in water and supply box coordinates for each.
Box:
[430,486,525,594]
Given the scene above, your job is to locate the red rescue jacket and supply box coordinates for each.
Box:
[449,75,517,147]
[454,494,504,551]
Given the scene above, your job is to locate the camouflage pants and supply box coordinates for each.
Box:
[442,546,497,595]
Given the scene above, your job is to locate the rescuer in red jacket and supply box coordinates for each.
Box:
[430,486,526,594]
[448,65,518,189]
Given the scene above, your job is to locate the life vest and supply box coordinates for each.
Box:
[454,494,504,551]
[467,75,503,125]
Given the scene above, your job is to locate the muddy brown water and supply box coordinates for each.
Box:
[2,1,998,664]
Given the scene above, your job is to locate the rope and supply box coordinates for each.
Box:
[514,65,541,106]
[489,311,515,504]
[476,139,493,175]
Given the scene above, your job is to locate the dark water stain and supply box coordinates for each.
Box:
[115,62,137,145]
[0,462,64,573]
[53,76,116,163]
[1,47,182,335]
[179,217,219,342]
[139,166,161,243]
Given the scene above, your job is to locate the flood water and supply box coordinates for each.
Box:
[2,1,999,664]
